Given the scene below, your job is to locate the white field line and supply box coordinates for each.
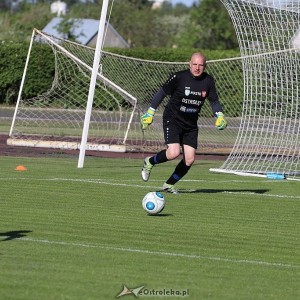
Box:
[18,237,298,269]
[0,177,300,200]
[0,177,289,183]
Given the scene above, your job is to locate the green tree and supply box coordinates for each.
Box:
[110,1,169,47]
[126,0,152,9]
[154,1,196,49]
[0,3,52,42]
[172,14,203,49]
[190,0,238,49]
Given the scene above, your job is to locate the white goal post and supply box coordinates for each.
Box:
[210,0,300,181]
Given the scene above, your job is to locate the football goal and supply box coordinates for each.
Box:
[210,0,300,181]
[8,29,243,156]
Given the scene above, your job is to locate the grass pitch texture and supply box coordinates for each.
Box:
[0,156,299,299]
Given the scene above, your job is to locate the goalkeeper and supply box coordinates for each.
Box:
[141,52,227,194]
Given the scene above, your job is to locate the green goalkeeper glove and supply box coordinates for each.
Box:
[141,108,155,130]
[215,112,227,130]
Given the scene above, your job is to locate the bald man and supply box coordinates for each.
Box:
[140,52,227,194]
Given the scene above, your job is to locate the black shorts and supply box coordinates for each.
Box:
[163,120,198,149]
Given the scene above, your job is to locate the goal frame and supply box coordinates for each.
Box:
[8,28,137,154]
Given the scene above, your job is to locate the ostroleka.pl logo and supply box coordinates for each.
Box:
[116,285,189,298]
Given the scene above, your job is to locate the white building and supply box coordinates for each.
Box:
[50,0,67,17]
[149,0,171,10]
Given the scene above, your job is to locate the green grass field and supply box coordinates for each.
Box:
[0,155,299,299]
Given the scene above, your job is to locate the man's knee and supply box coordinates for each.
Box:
[166,146,180,160]
[184,157,195,166]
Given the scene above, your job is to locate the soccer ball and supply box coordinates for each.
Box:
[142,192,165,215]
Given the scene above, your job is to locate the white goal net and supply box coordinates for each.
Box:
[9,29,243,155]
[210,0,300,181]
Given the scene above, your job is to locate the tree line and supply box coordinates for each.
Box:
[0,0,238,50]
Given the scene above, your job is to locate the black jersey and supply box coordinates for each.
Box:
[161,70,222,129]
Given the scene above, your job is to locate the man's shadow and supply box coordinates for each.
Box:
[179,188,269,194]
[0,230,32,242]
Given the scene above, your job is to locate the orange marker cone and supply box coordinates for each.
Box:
[15,165,27,171]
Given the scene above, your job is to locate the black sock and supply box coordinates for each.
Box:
[149,150,168,165]
[166,159,191,185]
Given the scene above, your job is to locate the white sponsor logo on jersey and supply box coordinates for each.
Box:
[185,87,190,96]
[180,105,187,112]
